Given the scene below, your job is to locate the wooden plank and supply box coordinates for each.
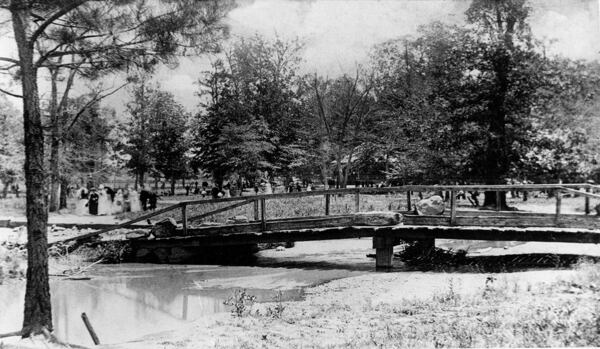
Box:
[131,225,600,248]
[561,187,600,200]
[253,199,259,221]
[54,203,182,245]
[403,215,451,226]
[355,189,360,212]
[188,199,253,222]
[406,191,412,212]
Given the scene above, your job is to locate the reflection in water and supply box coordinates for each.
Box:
[0,265,316,347]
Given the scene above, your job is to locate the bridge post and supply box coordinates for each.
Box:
[373,236,395,269]
[450,190,456,226]
[495,190,502,212]
[407,191,412,212]
[585,187,590,215]
[253,199,259,221]
[260,198,266,231]
[181,203,188,235]
[555,190,562,226]
[325,193,330,216]
[355,189,360,212]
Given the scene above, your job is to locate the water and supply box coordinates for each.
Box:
[3,237,583,347]
[0,239,374,347]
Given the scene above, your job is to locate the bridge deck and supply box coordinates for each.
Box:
[134,224,600,249]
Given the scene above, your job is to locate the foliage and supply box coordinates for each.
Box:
[303,70,376,188]
[61,98,120,185]
[123,82,191,191]
[0,97,23,195]
[224,289,257,317]
[265,291,286,319]
[193,36,306,186]
[370,1,600,185]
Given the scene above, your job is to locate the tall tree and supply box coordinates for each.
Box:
[305,70,375,188]
[148,90,190,194]
[0,0,231,336]
[194,36,305,187]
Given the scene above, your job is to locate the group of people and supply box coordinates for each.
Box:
[74,185,159,216]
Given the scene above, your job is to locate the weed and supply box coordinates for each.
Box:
[265,291,286,319]
[224,289,257,317]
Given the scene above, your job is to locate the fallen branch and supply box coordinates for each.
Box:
[0,330,21,339]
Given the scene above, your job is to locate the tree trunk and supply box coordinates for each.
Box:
[49,68,60,212]
[342,151,354,188]
[482,191,509,210]
[59,177,68,209]
[171,177,176,195]
[138,171,145,190]
[12,3,52,335]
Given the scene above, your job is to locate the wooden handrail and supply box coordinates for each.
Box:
[53,203,183,245]
[560,187,600,200]
[51,182,597,245]
[187,199,254,222]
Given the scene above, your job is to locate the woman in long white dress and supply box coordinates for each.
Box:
[75,187,89,215]
[129,188,141,212]
[97,185,111,215]
[112,189,124,214]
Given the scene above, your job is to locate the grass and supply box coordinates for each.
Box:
[192,262,600,348]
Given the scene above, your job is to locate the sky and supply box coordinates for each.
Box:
[1,0,599,114]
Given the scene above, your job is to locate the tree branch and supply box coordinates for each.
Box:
[61,82,129,137]
[0,87,23,98]
[30,0,88,44]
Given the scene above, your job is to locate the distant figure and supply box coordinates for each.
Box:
[467,191,480,207]
[13,184,20,198]
[264,181,273,194]
[140,189,150,210]
[185,185,191,196]
[288,182,294,193]
[306,183,312,192]
[295,182,302,192]
[76,187,89,215]
[113,189,124,214]
[223,184,231,198]
[129,188,141,212]
[88,188,99,215]
[97,185,111,215]
[211,186,220,199]
[148,192,159,210]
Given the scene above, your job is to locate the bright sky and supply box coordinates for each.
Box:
[1,0,599,114]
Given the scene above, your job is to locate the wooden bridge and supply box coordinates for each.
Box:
[57,183,600,268]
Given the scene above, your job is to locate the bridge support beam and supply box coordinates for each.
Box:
[373,236,397,269]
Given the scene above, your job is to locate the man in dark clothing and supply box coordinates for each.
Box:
[140,189,150,211]
[149,192,159,210]
[211,186,220,199]
[88,188,99,215]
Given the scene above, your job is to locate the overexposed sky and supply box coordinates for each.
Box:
[1,0,599,114]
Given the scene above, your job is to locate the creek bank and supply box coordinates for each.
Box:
[103,263,600,349]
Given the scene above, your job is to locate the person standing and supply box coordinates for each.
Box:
[88,188,99,215]
[129,187,141,212]
[97,185,111,215]
[76,187,89,215]
[113,189,124,214]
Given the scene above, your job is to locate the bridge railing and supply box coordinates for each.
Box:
[57,183,599,244]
